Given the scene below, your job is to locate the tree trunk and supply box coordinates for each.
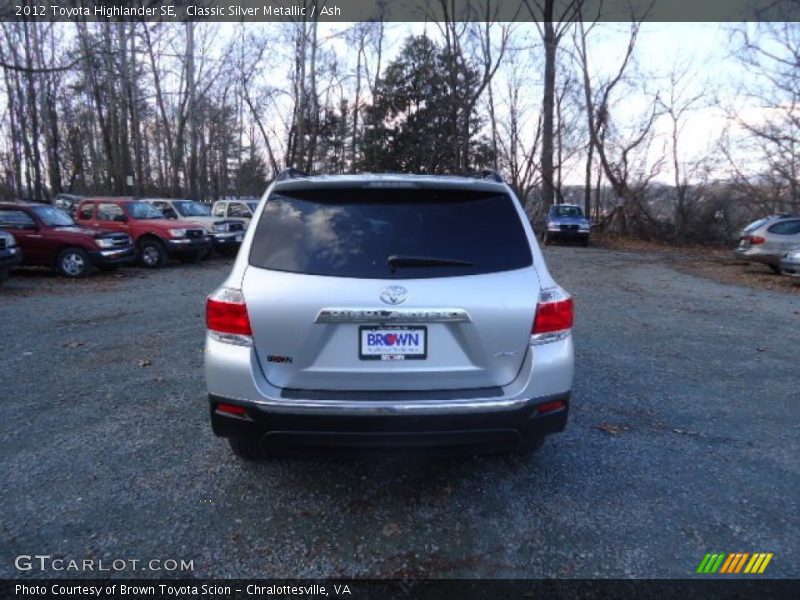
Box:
[540,1,556,209]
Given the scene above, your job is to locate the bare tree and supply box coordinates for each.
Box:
[523,0,580,209]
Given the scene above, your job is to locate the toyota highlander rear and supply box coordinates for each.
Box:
[205,172,574,458]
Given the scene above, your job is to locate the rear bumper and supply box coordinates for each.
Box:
[734,247,779,266]
[0,247,22,268]
[779,256,800,276]
[88,246,136,265]
[210,391,569,452]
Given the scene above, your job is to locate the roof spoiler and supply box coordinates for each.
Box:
[275,168,310,182]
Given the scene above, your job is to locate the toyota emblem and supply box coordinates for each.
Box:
[379,286,408,305]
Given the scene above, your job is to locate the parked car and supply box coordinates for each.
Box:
[0,229,22,285]
[0,202,134,278]
[779,245,800,278]
[76,198,212,268]
[542,204,591,246]
[142,198,246,256]
[205,171,574,459]
[211,199,260,225]
[735,214,800,273]
[52,193,84,217]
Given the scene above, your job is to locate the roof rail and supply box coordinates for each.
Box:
[275,167,309,182]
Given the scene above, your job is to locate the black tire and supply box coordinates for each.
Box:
[768,264,781,274]
[581,238,590,247]
[96,263,120,272]
[517,435,545,456]
[0,268,8,284]
[228,438,268,460]
[138,239,166,269]
[56,247,91,278]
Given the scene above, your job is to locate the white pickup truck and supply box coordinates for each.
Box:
[142,198,247,256]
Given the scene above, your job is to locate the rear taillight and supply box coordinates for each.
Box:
[216,403,248,417]
[532,287,573,344]
[206,287,252,345]
[747,235,765,245]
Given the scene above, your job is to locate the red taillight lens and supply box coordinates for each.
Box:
[217,403,248,416]
[206,289,252,336]
[748,235,765,245]
[536,399,567,414]
[533,295,574,334]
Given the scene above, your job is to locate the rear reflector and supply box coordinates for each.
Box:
[536,399,567,414]
[217,403,248,416]
[206,288,252,336]
[533,295,574,334]
[748,235,765,245]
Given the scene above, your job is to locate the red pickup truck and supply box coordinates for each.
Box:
[76,198,212,268]
[0,202,135,278]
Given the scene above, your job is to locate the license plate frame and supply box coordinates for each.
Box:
[359,325,427,361]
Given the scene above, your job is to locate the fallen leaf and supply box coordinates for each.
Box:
[756,347,765,352]
[672,428,700,436]
[595,423,629,436]
[63,341,83,348]
[382,522,401,537]
[138,358,152,367]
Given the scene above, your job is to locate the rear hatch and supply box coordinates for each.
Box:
[241,183,539,392]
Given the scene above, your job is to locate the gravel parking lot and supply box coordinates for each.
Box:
[1,247,798,578]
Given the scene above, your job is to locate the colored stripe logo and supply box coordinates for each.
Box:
[697,553,773,574]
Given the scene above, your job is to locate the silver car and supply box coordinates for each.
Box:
[735,215,800,273]
[205,172,575,458]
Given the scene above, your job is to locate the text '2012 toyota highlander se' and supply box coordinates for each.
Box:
[205,172,574,459]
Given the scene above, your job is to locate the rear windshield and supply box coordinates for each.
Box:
[249,187,533,279]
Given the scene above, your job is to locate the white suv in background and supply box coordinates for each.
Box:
[211,200,260,225]
[143,198,247,256]
[205,171,575,459]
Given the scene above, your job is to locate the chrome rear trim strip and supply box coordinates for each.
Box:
[315,307,471,324]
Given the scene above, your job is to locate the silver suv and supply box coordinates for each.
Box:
[735,214,800,273]
[205,172,575,458]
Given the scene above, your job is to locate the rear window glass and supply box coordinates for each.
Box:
[767,220,800,235]
[249,187,532,279]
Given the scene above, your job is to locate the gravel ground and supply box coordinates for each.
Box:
[0,248,798,579]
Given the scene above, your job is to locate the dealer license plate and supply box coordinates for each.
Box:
[359,326,427,360]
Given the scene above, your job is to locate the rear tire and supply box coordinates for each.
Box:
[138,239,166,269]
[581,238,590,247]
[56,247,91,278]
[228,438,268,460]
[0,268,8,284]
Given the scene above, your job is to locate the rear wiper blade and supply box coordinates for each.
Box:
[387,254,474,271]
